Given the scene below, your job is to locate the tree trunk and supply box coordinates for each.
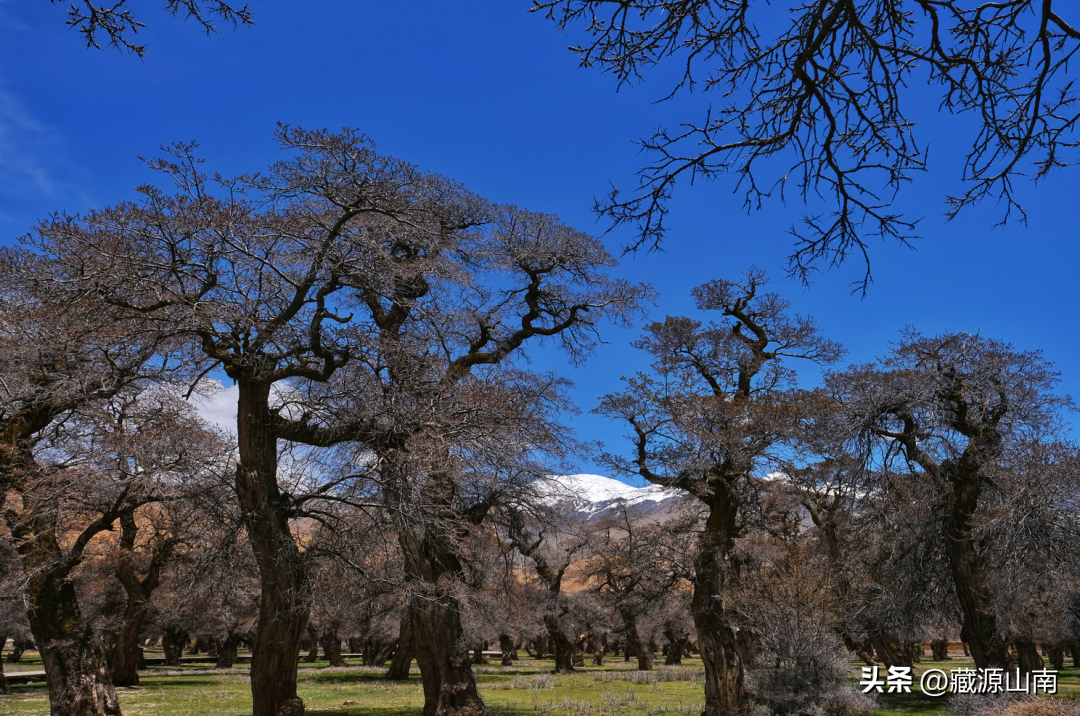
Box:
[664,621,689,666]
[930,639,951,661]
[943,466,1008,670]
[163,626,187,667]
[869,630,911,669]
[319,623,345,668]
[620,608,652,671]
[695,488,746,716]
[109,608,143,687]
[110,512,171,687]
[409,586,487,716]
[399,525,487,716]
[7,639,28,663]
[236,381,310,716]
[1047,645,1064,671]
[544,611,575,674]
[498,632,515,666]
[216,633,242,669]
[7,490,120,715]
[386,613,414,679]
[304,625,319,663]
[0,630,7,695]
[1015,640,1044,675]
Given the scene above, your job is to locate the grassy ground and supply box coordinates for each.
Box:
[2,651,1078,715]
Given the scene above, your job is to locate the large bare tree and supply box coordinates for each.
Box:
[30,126,648,716]
[534,1,1080,288]
[597,268,842,716]
[0,248,221,716]
[829,330,1073,669]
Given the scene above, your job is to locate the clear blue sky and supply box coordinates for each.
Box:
[2,1,1076,480]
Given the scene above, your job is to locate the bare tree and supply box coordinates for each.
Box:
[584,505,693,671]
[534,1,1080,289]
[49,0,253,57]
[597,268,842,716]
[830,330,1073,669]
[0,248,209,716]
[30,126,648,716]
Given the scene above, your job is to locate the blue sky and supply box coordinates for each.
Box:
[2,1,1076,480]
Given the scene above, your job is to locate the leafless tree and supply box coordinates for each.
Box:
[829,330,1074,670]
[584,505,694,671]
[0,247,214,716]
[534,1,1080,289]
[30,126,648,716]
[596,268,842,716]
[49,0,253,57]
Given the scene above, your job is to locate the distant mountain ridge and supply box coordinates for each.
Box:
[536,474,681,521]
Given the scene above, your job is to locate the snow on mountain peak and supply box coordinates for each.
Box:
[536,474,679,519]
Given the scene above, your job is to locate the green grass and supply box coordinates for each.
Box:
[2,652,1079,715]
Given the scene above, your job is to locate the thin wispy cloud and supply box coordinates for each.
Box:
[0,85,90,226]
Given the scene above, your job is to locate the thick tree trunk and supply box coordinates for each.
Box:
[304,625,319,663]
[409,586,486,716]
[930,639,951,661]
[7,490,120,715]
[869,630,912,669]
[620,608,653,671]
[163,626,187,666]
[544,611,575,674]
[216,634,242,669]
[319,623,345,668]
[695,489,746,716]
[664,622,689,666]
[1015,640,1044,675]
[109,609,143,687]
[399,526,486,716]
[944,469,1009,670]
[110,512,169,687]
[1047,645,1064,671]
[236,381,310,716]
[386,613,414,679]
[498,632,515,666]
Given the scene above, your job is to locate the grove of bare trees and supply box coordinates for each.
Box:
[2,129,1079,716]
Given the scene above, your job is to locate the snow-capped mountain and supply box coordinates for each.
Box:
[536,474,681,521]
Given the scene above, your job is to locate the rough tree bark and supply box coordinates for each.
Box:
[663,621,689,666]
[216,633,243,669]
[694,485,746,716]
[319,622,345,668]
[1015,640,1044,675]
[399,526,487,716]
[12,520,120,715]
[163,626,187,666]
[110,512,172,687]
[498,633,515,666]
[385,612,413,678]
[235,381,309,716]
[620,608,653,671]
[304,625,319,663]
[942,462,1009,670]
